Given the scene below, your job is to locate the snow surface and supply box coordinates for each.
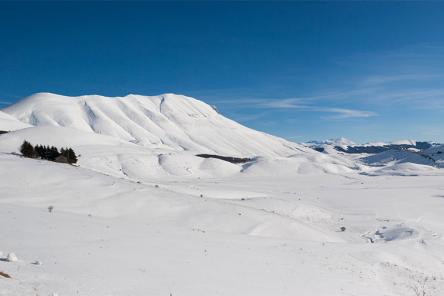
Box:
[306,136,442,172]
[361,148,444,171]
[1,93,444,295]
[0,110,31,131]
[1,154,444,295]
[361,149,435,167]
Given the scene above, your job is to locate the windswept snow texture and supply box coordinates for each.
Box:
[3,92,307,157]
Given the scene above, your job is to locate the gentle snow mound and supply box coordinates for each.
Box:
[6,253,18,262]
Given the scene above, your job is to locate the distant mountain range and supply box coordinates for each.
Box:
[305,138,444,169]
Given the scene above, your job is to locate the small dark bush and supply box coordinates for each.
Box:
[60,147,78,164]
[196,154,252,164]
[20,140,35,158]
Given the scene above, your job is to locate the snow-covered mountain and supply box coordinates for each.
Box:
[0,93,360,179]
[304,136,444,173]
[361,149,435,167]
[426,144,444,166]
[2,92,307,157]
[306,137,432,152]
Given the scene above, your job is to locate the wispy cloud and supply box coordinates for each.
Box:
[359,74,442,87]
[215,97,307,109]
[328,44,444,109]
[316,108,377,119]
[216,97,377,119]
[210,44,444,128]
[259,98,306,109]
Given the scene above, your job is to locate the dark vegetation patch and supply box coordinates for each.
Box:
[0,271,11,278]
[20,140,78,164]
[196,154,252,164]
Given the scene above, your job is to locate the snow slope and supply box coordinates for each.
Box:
[361,149,435,167]
[0,110,31,131]
[2,92,308,157]
[362,162,444,176]
[360,147,444,174]
[0,126,243,179]
[1,154,444,295]
[425,144,444,167]
[0,124,359,180]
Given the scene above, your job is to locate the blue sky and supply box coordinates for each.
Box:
[1,2,443,143]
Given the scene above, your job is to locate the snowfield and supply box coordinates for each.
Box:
[1,93,444,296]
[0,111,31,131]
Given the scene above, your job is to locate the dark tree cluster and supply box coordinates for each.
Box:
[20,140,78,164]
[196,154,252,164]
